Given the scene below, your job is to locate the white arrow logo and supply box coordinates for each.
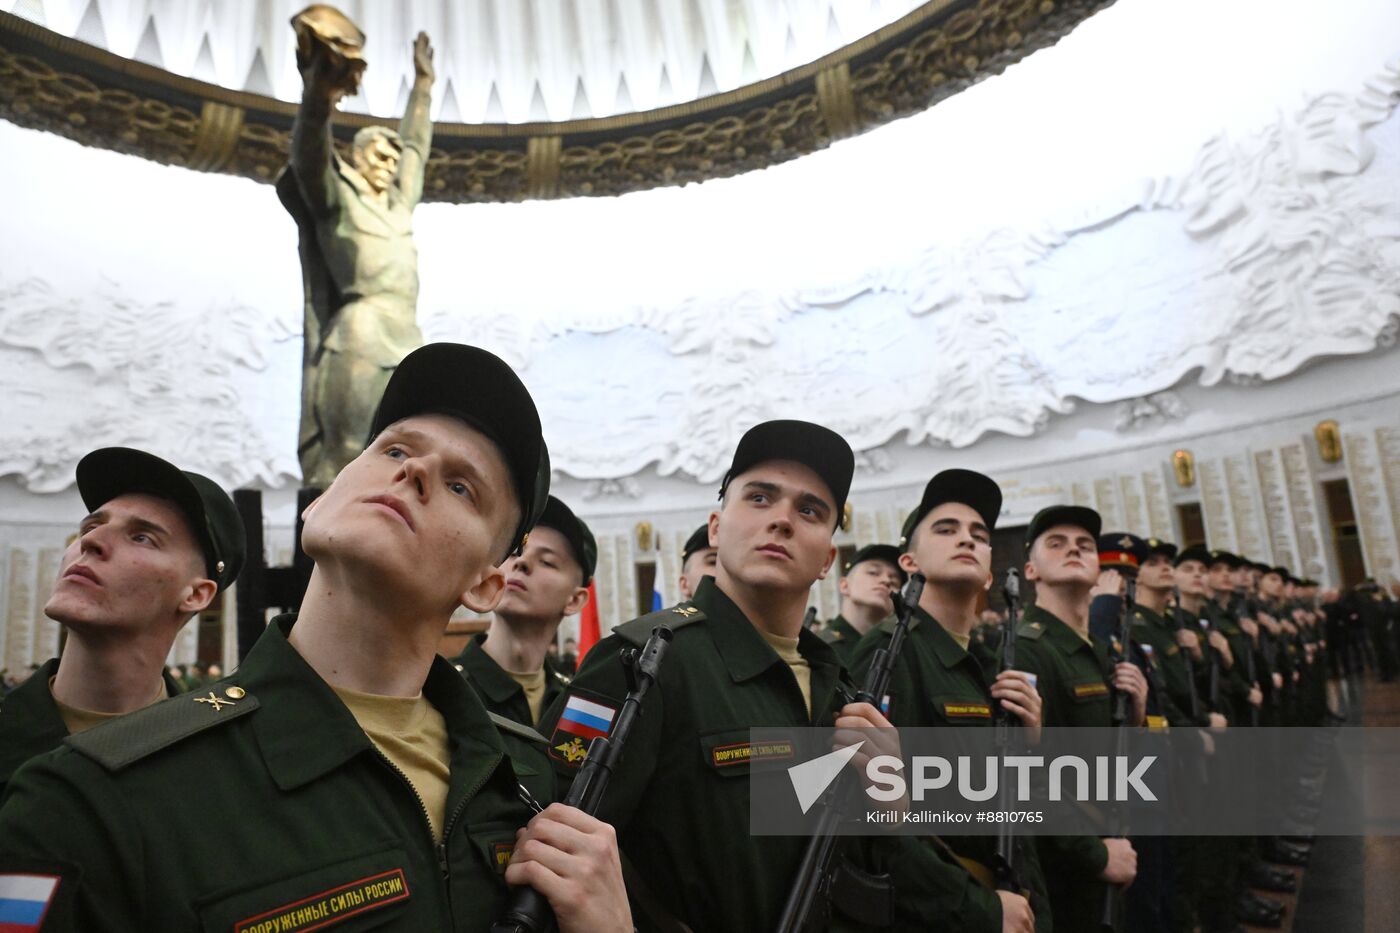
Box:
[788,741,865,814]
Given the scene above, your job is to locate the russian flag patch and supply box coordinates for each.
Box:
[0,873,59,932]
[557,695,616,741]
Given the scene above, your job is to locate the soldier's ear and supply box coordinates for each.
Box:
[816,544,837,581]
[707,510,721,549]
[180,578,218,616]
[460,564,507,615]
[1023,560,1040,583]
[898,551,918,575]
[983,571,993,593]
[564,585,590,617]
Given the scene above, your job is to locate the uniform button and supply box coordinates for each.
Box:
[225,686,246,699]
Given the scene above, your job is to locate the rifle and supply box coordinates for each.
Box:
[803,605,818,630]
[491,624,675,933]
[775,573,926,933]
[993,569,1024,893]
[1199,606,1222,712]
[1231,591,1263,726]
[1170,587,1201,724]
[1100,576,1136,933]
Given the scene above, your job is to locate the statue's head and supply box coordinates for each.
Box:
[351,125,404,194]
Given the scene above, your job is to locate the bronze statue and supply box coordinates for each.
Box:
[278,5,433,487]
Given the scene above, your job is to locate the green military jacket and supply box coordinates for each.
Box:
[0,616,542,932]
[1013,603,1113,933]
[1202,601,1256,723]
[1128,606,1202,728]
[851,607,1053,932]
[817,614,865,668]
[0,658,69,797]
[539,576,1003,933]
[1015,604,1114,728]
[452,632,564,805]
[0,657,182,796]
[453,632,571,729]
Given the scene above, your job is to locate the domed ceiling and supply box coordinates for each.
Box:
[8,0,934,121]
[0,0,1116,199]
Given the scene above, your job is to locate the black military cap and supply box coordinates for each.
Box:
[1264,565,1288,581]
[1174,544,1213,567]
[1097,533,1149,574]
[899,469,1002,548]
[718,420,853,526]
[681,524,713,564]
[1208,549,1243,569]
[76,448,246,592]
[533,496,596,585]
[368,343,550,557]
[1143,537,1179,562]
[1025,505,1101,548]
[844,544,908,585]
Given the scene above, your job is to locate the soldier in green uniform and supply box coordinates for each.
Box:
[454,495,593,728]
[850,469,1043,931]
[0,448,245,796]
[1200,552,1257,727]
[452,494,594,806]
[677,523,718,600]
[1014,506,1146,933]
[1132,539,1225,730]
[0,344,631,932]
[820,544,905,668]
[540,421,1018,932]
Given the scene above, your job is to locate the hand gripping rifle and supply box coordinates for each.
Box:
[994,569,1025,893]
[491,625,675,933]
[1100,577,1136,933]
[775,572,926,933]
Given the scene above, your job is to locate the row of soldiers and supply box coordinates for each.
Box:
[0,340,1350,932]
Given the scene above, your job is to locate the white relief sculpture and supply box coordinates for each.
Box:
[580,478,645,501]
[0,278,299,491]
[1115,392,1189,432]
[1,65,1399,492]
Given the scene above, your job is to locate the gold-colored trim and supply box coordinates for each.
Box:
[815,62,859,140]
[0,0,1113,201]
[188,101,245,172]
[526,135,562,200]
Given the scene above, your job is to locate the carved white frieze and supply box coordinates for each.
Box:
[0,62,1398,493]
[0,278,300,491]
